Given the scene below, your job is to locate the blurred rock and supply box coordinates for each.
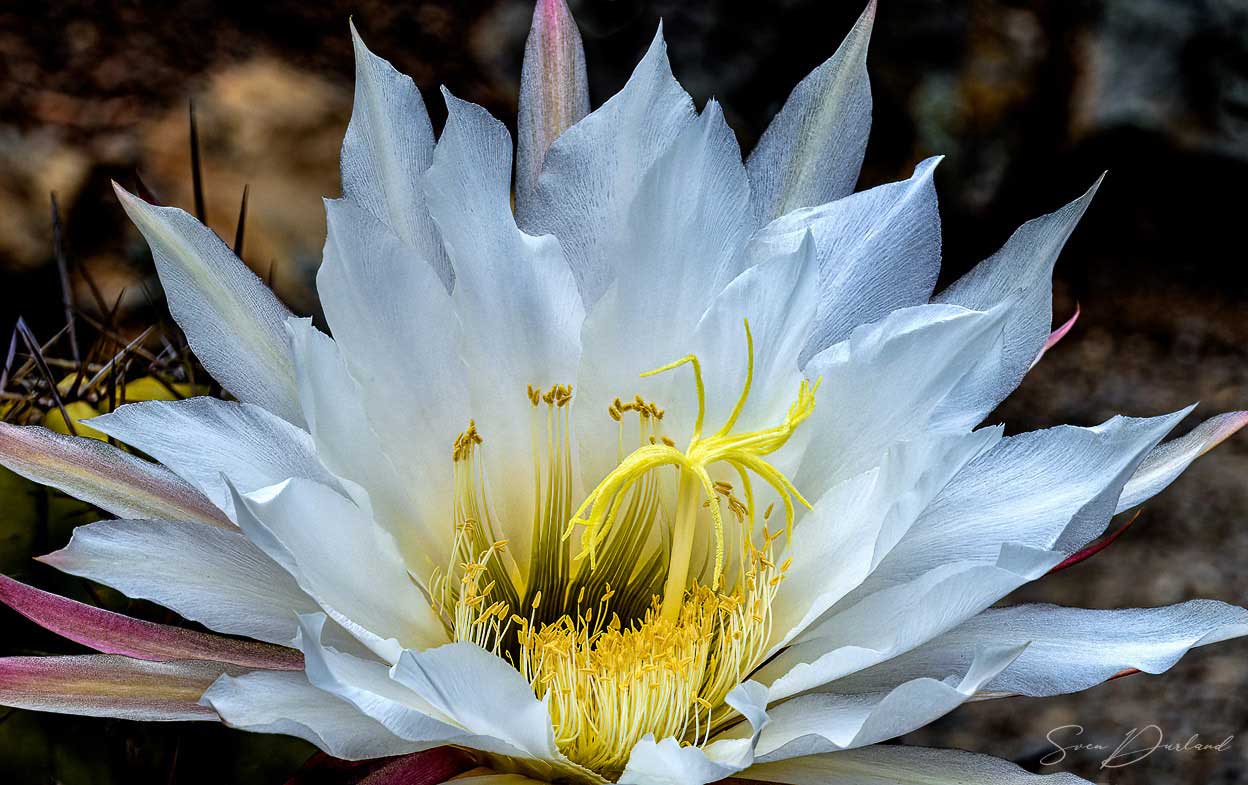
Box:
[0,130,89,270]
[138,58,350,312]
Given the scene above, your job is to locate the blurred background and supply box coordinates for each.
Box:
[1,0,1246,783]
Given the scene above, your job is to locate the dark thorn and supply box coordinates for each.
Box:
[132,169,161,206]
[0,327,17,391]
[189,99,207,223]
[15,318,76,437]
[49,192,79,363]
[233,184,249,258]
[76,253,110,315]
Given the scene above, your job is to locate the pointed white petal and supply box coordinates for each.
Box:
[931,177,1102,430]
[835,600,1248,699]
[690,231,819,434]
[89,397,342,520]
[792,304,1006,501]
[749,158,942,365]
[747,644,1026,760]
[620,682,769,785]
[317,199,468,538]
[286,318,448,577]
[760,545,1061,700]
[872,408,1191,585]
[392,642,561,761]
[1117,410,1248,513]
[772,428,1002,653]
[39,518,317,645]
[0,422,228,526]
[296,614,466,744]
[342,22,451,287]
[424,90,584,565]
[0,655,232,721]
[112,184,301,424]
[516,0,590,216]
[575,99,753,463]
[748,1,875,221]
[231,478,447,661]
[522,26,698,305]
[761,410,1189,698]
[619,737,750,785]
[201,669,423,760]
[745,744,1092,784]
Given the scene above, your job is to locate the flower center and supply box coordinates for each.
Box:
[430,322,816,775]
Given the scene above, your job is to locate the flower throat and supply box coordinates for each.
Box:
[430,322,817,775]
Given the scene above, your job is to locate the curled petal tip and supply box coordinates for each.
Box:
[1201,410,1248,456]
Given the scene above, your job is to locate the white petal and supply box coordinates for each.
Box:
[341,22,451,288]
[112,184,301,424]
[761,410,1189,699]
[201,669,422,760]
[0,422,228,527]
[931,176,1102,430]
[231,478,447,660]
[619,737,750,785]
[39,518,317,645]
[89,397,342,520]
[791,304,1006,500]
[748,159,942,367]
[620,682,769,785]
[317,198,468,539]
[747,1,874,221]
[296,614,466,743]
[772,428,1002,653]
[392,642,561,761]
[747,644,1026,761]
[834,600,1248,699]
[759,545,1061,701]
[690,231,819,435]
[286,317,448,577]
[575,99,754,465]
[745,744,1092,784]
[424,90,584,565]
[1117,410,1248,513]
[515,0,590,216]
[869,408,1191,586]
[522,26,697,305]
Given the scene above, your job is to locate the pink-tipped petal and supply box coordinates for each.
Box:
[0,655,235,721]
[1029,303,1080,370]
[0,574,302,670]
[1117,410,1248,513]
[0,422,231,527]
[515,0,590,213]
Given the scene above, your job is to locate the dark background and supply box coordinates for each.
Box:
[1,0,1246,783]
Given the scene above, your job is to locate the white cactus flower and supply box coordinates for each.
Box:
[2,2,1246,784]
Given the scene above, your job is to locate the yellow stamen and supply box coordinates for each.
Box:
[433,322,815,777]
[567,320,817,617]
